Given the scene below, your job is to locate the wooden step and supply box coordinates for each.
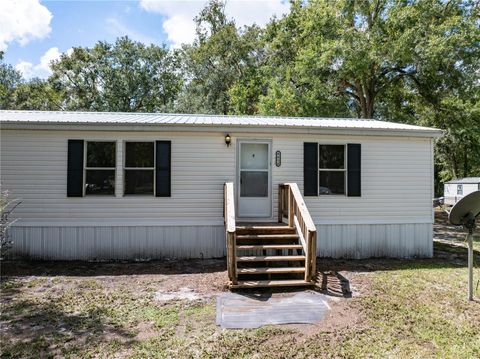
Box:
[236,234,299,240]
[238,267,305,274]
[230,279,313,289]
[236,244,303,250]
[236,255,305,262]
[236,225,296,235]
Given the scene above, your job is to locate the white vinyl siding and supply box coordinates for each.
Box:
[1,129,434,259]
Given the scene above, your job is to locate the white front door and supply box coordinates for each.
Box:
[237,140,272,218]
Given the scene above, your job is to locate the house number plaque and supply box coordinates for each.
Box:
[275,150,281,167]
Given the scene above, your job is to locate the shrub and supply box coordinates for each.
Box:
[0,187,20,260]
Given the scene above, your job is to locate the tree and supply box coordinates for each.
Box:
[50,37,183,112]
[11,78,64,110]
[0,51,22,110]
[377,0,480,187]
[176,0,266,115]
[259,0,479,121]
[256,1,352,117]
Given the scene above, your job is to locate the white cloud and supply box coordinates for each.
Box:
[106,17,157,44]
[139,0,289,48]
[15,61,34,78]
[140,1,204,47]
[15,47,67,79]
[0,0,53,51]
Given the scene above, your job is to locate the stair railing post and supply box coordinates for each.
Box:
[310,230,317,282]
[233,233,237,283]
[228,231,237,285]
[304,228,310,282]
[224,182,237,286]
[288,186,294,227]
[278,184,283,223]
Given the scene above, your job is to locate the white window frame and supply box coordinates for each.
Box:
[123,141,156,196]
[457,184,463,196]
[318,144,347,196]
[83,140,117,196]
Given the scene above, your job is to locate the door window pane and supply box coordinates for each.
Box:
[319,171,345,195]
[124,170,154,195]
[240,171,268,197]
[125,142,154,168]
[240,143,268,170]
[85,170,115,195]
[87,142,116,167]
[319,145,344,169]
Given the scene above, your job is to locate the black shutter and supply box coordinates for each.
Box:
[304,142,318,196]
[67,140,84,197]
[155,141,171,197]
[347,143,361,197]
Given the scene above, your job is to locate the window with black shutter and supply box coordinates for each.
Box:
[68,140,116,197]
[124,141,171,197]
[303,142,361,197]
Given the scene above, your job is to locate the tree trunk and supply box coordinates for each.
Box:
[355,80,375,118]
[451,152,459,178]
[358,92,375,118]
[355,81,368,118]
[463,147,469,177]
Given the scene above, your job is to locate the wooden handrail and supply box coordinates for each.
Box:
[278,183,317,282]
[224,182,236,233]
[223,182,237,284]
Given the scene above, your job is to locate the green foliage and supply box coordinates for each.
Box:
[374,0,480,187]
[49,36,182,112]
[176,0,265,114]
[0,51,22,110]
[11,78,64,110]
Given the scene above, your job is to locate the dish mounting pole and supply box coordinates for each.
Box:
[467,223,474,301]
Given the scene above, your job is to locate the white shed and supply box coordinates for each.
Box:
[444,177,480,206]
[0,110,442,267]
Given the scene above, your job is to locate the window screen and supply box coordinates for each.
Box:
[85,141,116,195]
[124,142,154,195]
[318,145,346,195]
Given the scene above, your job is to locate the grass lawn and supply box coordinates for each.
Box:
[1,215,480,358]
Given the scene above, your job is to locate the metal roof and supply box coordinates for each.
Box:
[445,177,480,184]
[0,110,442,136]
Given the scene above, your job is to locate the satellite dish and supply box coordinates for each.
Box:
[448,190,480,301]
[449,191,480,227]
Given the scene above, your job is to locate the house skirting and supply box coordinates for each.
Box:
[8,223,432,261]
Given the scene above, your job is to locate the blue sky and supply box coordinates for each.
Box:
[0,0,289,79]
[5,2,168,69]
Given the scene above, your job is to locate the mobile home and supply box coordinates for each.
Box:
[444,177,480,206]
[0,111,441,286]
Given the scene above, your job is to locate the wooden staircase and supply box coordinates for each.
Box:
[224,183,317,289]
